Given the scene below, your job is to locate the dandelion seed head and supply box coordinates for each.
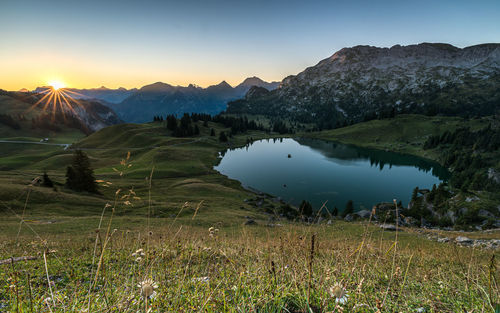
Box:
[138,279,158,299]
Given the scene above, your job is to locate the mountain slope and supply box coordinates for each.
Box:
[227,43,500,128]
[0,89,122,136]
[112,77,279,123]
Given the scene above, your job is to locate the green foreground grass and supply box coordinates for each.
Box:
[1,214,499,312]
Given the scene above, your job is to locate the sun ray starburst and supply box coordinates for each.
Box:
[26,81,86,122]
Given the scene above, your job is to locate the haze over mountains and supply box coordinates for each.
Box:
[31,77,279,123]
[228,43,500,128]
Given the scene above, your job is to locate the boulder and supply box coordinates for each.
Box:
[403,216,418,227]
[354,210,372,219]
[244,219,257,225]
[380,224,397,231]
[344,214,354,222]
[478,209,494,219]
[455,236,473,245]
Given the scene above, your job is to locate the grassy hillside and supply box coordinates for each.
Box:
[0,120,284,225]
[0,94,87,142]
[304,114,487,160]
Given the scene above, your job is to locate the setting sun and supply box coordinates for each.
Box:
[48,80,66,90]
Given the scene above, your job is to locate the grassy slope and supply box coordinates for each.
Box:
[0,95,86,143]
[0,121,281,226]
[304,114,487,161]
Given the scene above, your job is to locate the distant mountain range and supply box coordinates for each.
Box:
[227,43,500,128]
[33,86,137,104]
[31,77,279,123]
[109,77,279,123]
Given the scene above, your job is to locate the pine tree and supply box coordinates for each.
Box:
[342,200,354,218]
[332,206,338,216]
[411,187,419,202]
[299,200,313,217]
[219,131,228,142]
[42,172,54,188]
[65,150,98,193]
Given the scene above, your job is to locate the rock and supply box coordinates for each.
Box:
[444,210,457,223]
[478,209,495,219]
[244,219,257,225]
[465,196,479,202]
[344,214,354,222]
[459,207,468,215]
[266,223,283,228]
[403,216,418,227]
[455,236,473,245]
[327,219,333,225]
[437,237,450,243]
[354,210,372,219]
[487,168,500,184]
[420,217,431,228]
[380,224,397,231]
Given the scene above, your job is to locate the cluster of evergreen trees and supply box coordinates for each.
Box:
[271,120,293,134]
[0,114,21,129]
[153,113,280,137]
[162,113,200,137]
[30,112,91,134]
[424,125,500,152]
[424,125,500,192]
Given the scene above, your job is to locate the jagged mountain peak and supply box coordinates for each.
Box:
[239,76,265,86]
[139,82,175,92]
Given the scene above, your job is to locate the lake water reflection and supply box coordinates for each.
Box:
[214,138,450,211]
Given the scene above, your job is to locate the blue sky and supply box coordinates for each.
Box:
[1,0,499,89]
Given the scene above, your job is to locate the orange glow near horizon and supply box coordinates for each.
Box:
[47,79,66,90]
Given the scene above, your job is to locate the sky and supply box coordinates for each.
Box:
[1,0,499,91]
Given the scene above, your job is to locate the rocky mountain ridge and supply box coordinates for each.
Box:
[227,43,500,128]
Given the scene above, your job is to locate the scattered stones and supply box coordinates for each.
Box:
[426,234,500,250]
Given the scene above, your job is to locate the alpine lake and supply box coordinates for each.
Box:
[215,138,450,211]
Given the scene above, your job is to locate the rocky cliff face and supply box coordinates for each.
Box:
[227,43,500,128]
